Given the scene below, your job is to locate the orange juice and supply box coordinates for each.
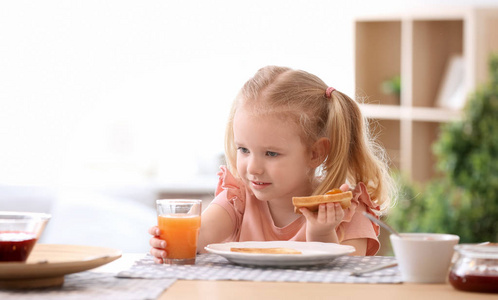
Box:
[158,213,201,260]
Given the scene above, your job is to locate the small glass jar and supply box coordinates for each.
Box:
[449,243,498,293]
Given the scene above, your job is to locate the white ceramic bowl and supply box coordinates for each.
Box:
[390,233,459,283]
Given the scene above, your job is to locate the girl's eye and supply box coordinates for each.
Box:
[237,147,249,154]
[266,151,279,157]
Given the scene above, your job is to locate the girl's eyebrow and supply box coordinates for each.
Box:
[234,143,285,152]
[263,145,286,152]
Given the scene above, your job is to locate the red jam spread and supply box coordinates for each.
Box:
[449,243,498,294]
[0,231,38,262]
[449,271,498,293]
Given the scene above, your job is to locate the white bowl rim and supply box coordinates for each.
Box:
[0,211,51,222]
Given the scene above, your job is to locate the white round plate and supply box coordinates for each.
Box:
[204,241,355,267]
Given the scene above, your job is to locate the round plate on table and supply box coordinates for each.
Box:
[205,241,355,267]
[0,244,122,289]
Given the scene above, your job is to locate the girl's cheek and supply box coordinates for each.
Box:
[236,160,244,173]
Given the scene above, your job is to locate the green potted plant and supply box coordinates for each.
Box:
[388,54,498,243]
[381,75,401,104]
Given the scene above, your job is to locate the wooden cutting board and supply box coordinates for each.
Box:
[0,244,121,289]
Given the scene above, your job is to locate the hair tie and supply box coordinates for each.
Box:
[325,87,336,98]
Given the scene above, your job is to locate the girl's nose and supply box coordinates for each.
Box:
[247,155,264,175]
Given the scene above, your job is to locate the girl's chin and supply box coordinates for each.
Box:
[248,189,271,200]
[250,190,287,203]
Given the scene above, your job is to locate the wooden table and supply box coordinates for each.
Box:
[97,254,496,300]
[160,280,494,299]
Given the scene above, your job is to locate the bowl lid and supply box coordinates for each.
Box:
[454,243,498,259]
[0,211,51,222]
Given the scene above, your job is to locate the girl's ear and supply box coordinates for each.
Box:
[309,137,330,168]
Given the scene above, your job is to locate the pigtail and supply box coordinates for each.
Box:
[316,91,393,212]
[314,92,351,194]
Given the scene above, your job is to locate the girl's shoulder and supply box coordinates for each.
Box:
[216,166,241,190]
[341,182,381,226]
[213,165,247,217]
[352,182,380,212]
[341,182,381,255]
[215,166,246,201]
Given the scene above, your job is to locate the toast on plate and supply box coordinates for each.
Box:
[230,247,302,254]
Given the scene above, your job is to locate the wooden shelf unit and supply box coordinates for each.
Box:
[355,8,498,182]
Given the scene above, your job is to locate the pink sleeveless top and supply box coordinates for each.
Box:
[210,166,381,256]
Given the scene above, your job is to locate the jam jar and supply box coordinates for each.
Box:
[449,243,498,293]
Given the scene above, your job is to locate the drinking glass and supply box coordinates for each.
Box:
[156,199,202,265]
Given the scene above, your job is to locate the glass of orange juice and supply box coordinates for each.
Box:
[156,199,202,265]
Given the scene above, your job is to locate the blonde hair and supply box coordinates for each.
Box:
[224,66,394,212]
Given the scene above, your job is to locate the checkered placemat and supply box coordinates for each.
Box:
[0,272,175,300]
[117,254,401,284]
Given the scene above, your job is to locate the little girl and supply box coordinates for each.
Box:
[149,66,394,261]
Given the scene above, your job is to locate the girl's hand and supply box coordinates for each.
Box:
[300,183,350,243]
[301,202,345,242]
[148,226,167,264]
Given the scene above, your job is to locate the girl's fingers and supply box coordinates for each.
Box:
[148,226,167,264]
[149,237,167,249]
[334,203,343,220]
[149,247,167,263]
[299,207,312,219]
[339,183,349,192]
[148,226,160,236]
[326,203,336,222]
[318,203,329,223]
[303,204,344,224]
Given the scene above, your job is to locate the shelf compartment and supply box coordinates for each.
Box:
[412,20,463,108]
[360,104,462,122]
[355,8,498,183]
[411,121,442,182]
[355,21,401,106]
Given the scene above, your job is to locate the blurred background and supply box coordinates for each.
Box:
[1,0,497,253]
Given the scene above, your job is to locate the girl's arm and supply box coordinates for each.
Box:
[196,203,234,252]
[342,238,367,256]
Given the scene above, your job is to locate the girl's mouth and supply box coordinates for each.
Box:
[251,181,271,189]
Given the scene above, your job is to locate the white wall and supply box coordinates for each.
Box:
[2,0,498,253]
[1,0,498,187]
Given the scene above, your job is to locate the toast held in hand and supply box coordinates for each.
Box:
[292,189,353,214]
